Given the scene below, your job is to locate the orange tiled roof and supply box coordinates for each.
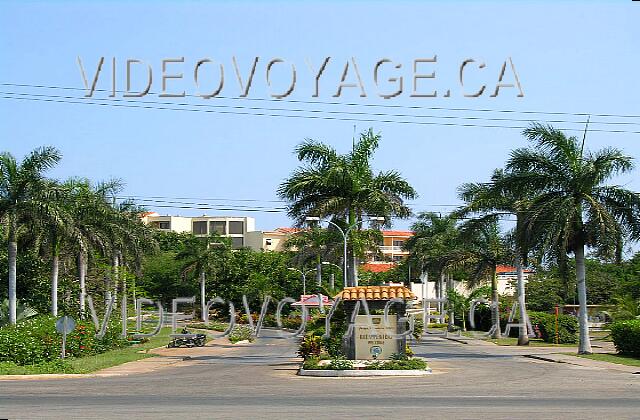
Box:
[274,227,303,234]
[496,265,534,273]
[336,286,416,301]
[361,262,396,273]
[381,230,414,237]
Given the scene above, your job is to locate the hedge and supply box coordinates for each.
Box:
[527,311,578,344]
[0,316,128,365]
[610,319,640,357]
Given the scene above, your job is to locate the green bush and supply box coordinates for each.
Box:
[228,325,254,344]
[528,311,578,344]
[370,358,428,370]
[298,334,322,359]
[611,319,640,357]
[0,316,128,365]
[327,358,353,370]
[302,356,324,370]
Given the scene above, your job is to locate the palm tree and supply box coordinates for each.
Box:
[458,216,511,339]
[283,227,341,289]
[63,178,123,314]
[176,234,230,321]
[501,123,640,354]
[0,146,62,324]
[404,212,462,330]
[278,128,416,286]
[458,170,532,345]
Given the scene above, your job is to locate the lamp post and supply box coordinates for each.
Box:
[321,261,342,289]
[305,216,385,288]
[288,267,316,296]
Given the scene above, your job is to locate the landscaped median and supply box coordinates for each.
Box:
[299,356,431,377]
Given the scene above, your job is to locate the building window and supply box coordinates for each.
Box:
[393,240,404,247]
[265,238,272,246]
[228,221,244,234]
[209,221,226,235]
[231,237,244,249]
[192,221,208,235]
[393,255,404,262]
[158,221,171,230]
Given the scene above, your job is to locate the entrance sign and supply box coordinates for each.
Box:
[354,315,399,360]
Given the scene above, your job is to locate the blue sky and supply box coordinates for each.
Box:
[1,1,639,232]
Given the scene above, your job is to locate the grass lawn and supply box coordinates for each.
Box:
[576,353,640,367]
[485,337,577,347]
[0,328,172,375]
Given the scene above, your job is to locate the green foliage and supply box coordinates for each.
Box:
[528,311,578,344]
[138,251,190,304]
[327,357,353,370]
[525,274,564,312]
[0,298,37,327]
[364,358,427,370]
[298,334,323,359]
[606,294,640,321]
[228,325,254,344]
[412,317,424,340]
[0,315,128,365]
[302,356,324,370]
[0,359,75,374]
[610,320,640,357]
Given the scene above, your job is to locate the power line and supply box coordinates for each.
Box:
[9,90,638,127]
[3,93,640,134]
[3,81,640,120]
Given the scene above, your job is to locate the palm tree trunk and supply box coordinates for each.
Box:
[515,255,529,345]
[447,273,455,331]
[8,218,18,325]
[347,207,357,287]
[112,251,120,301]
[78,251,87,315]
[316,256,322,287]
[491,267,502,339]
[51,252,59,316]
[575,242,593,354]
[200,270,206,322]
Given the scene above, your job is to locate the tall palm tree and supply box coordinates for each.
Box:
[404,212,462,330]
[0,146,62,324]
[278,128,416,286]
[63,178,123,314]
[176,234,230,321]
[458,216,511,339]
[458,169,532,345]
[502,123,640,354]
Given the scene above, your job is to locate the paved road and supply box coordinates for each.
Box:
[1,331,639,419]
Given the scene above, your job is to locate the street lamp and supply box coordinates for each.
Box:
[287,267,316,295]
[305,215,386,288]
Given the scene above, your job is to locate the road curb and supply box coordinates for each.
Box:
[298,368,432,377]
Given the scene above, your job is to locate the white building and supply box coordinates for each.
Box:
[142,212,255,249]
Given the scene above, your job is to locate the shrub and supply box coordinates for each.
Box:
[610,319,640,357]
[301,356,324,370]
[528,311,578,344]
[228,325,254,344]
[412,317,424,340]
[328,358,353,370]
[364,358,428,370]
[0,315,128,365]
[298,334,322,360]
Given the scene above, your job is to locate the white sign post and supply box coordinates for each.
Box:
[55,316,76,359]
